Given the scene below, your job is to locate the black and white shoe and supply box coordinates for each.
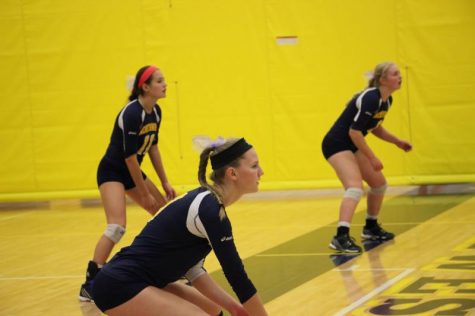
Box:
[79,281,94,302]
[329,234,362,253]
[362,223,395,241]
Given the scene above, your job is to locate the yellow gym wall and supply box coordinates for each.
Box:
[0,0,474,201]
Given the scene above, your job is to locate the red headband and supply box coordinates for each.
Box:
[137,66,158,89]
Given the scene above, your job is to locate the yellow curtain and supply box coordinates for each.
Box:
[1,0,474,201]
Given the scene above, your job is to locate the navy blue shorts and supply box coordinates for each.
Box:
[92,271,149,312]
[321,134,358,160]
[97,158,147,190]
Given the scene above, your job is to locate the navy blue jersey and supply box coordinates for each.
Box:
[327,88,392,140]
[101,187,257,303]
[102,99,161,169]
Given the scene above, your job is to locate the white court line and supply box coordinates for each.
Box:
[0,275,82,281]
[0,211,35,221]
[334,268,415,316]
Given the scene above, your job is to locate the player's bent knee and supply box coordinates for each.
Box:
[369,184,387,195]
[104,224,125,243]
[343,187,364,201]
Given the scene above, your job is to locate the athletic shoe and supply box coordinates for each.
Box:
[361,223,395,241]
[79,281,94,302]
[79,260,100,302]
[329,234,362,253]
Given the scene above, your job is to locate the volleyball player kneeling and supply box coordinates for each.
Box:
[92,137,268,316]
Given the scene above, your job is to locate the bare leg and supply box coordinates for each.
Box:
[164,281,222,315]
[93,182,127,264]
[327,151,364,223]
[80,182,127,301]
[355,151,394,241]
[106,286,208,316]
[355,151,386,217]
[327,151,364,252]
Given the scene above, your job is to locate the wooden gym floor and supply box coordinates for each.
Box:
[1,184,474,315]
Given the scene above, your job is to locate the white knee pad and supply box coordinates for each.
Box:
[343,187,364,201]
[369,184,387,195]
[104,224,125,244]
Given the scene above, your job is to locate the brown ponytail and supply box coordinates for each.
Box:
[198,147,216,195]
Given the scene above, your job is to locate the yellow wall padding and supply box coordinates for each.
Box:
[1,0,474,201]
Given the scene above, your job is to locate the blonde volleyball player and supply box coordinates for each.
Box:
[92,137,267,316]
[322,62,412,253]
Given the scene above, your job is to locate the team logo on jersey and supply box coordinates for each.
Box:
[220,236,233,242]
[139,123,158,135]
[373,111,387,119]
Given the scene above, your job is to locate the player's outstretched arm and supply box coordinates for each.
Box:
[193,273,248,316]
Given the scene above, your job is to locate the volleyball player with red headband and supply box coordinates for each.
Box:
[79,65,177,302]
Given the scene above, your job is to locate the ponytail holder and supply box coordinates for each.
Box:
[209,137,225,149]
[138,66,158,89]
[192,136,225,153]
[364,71,374,81]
